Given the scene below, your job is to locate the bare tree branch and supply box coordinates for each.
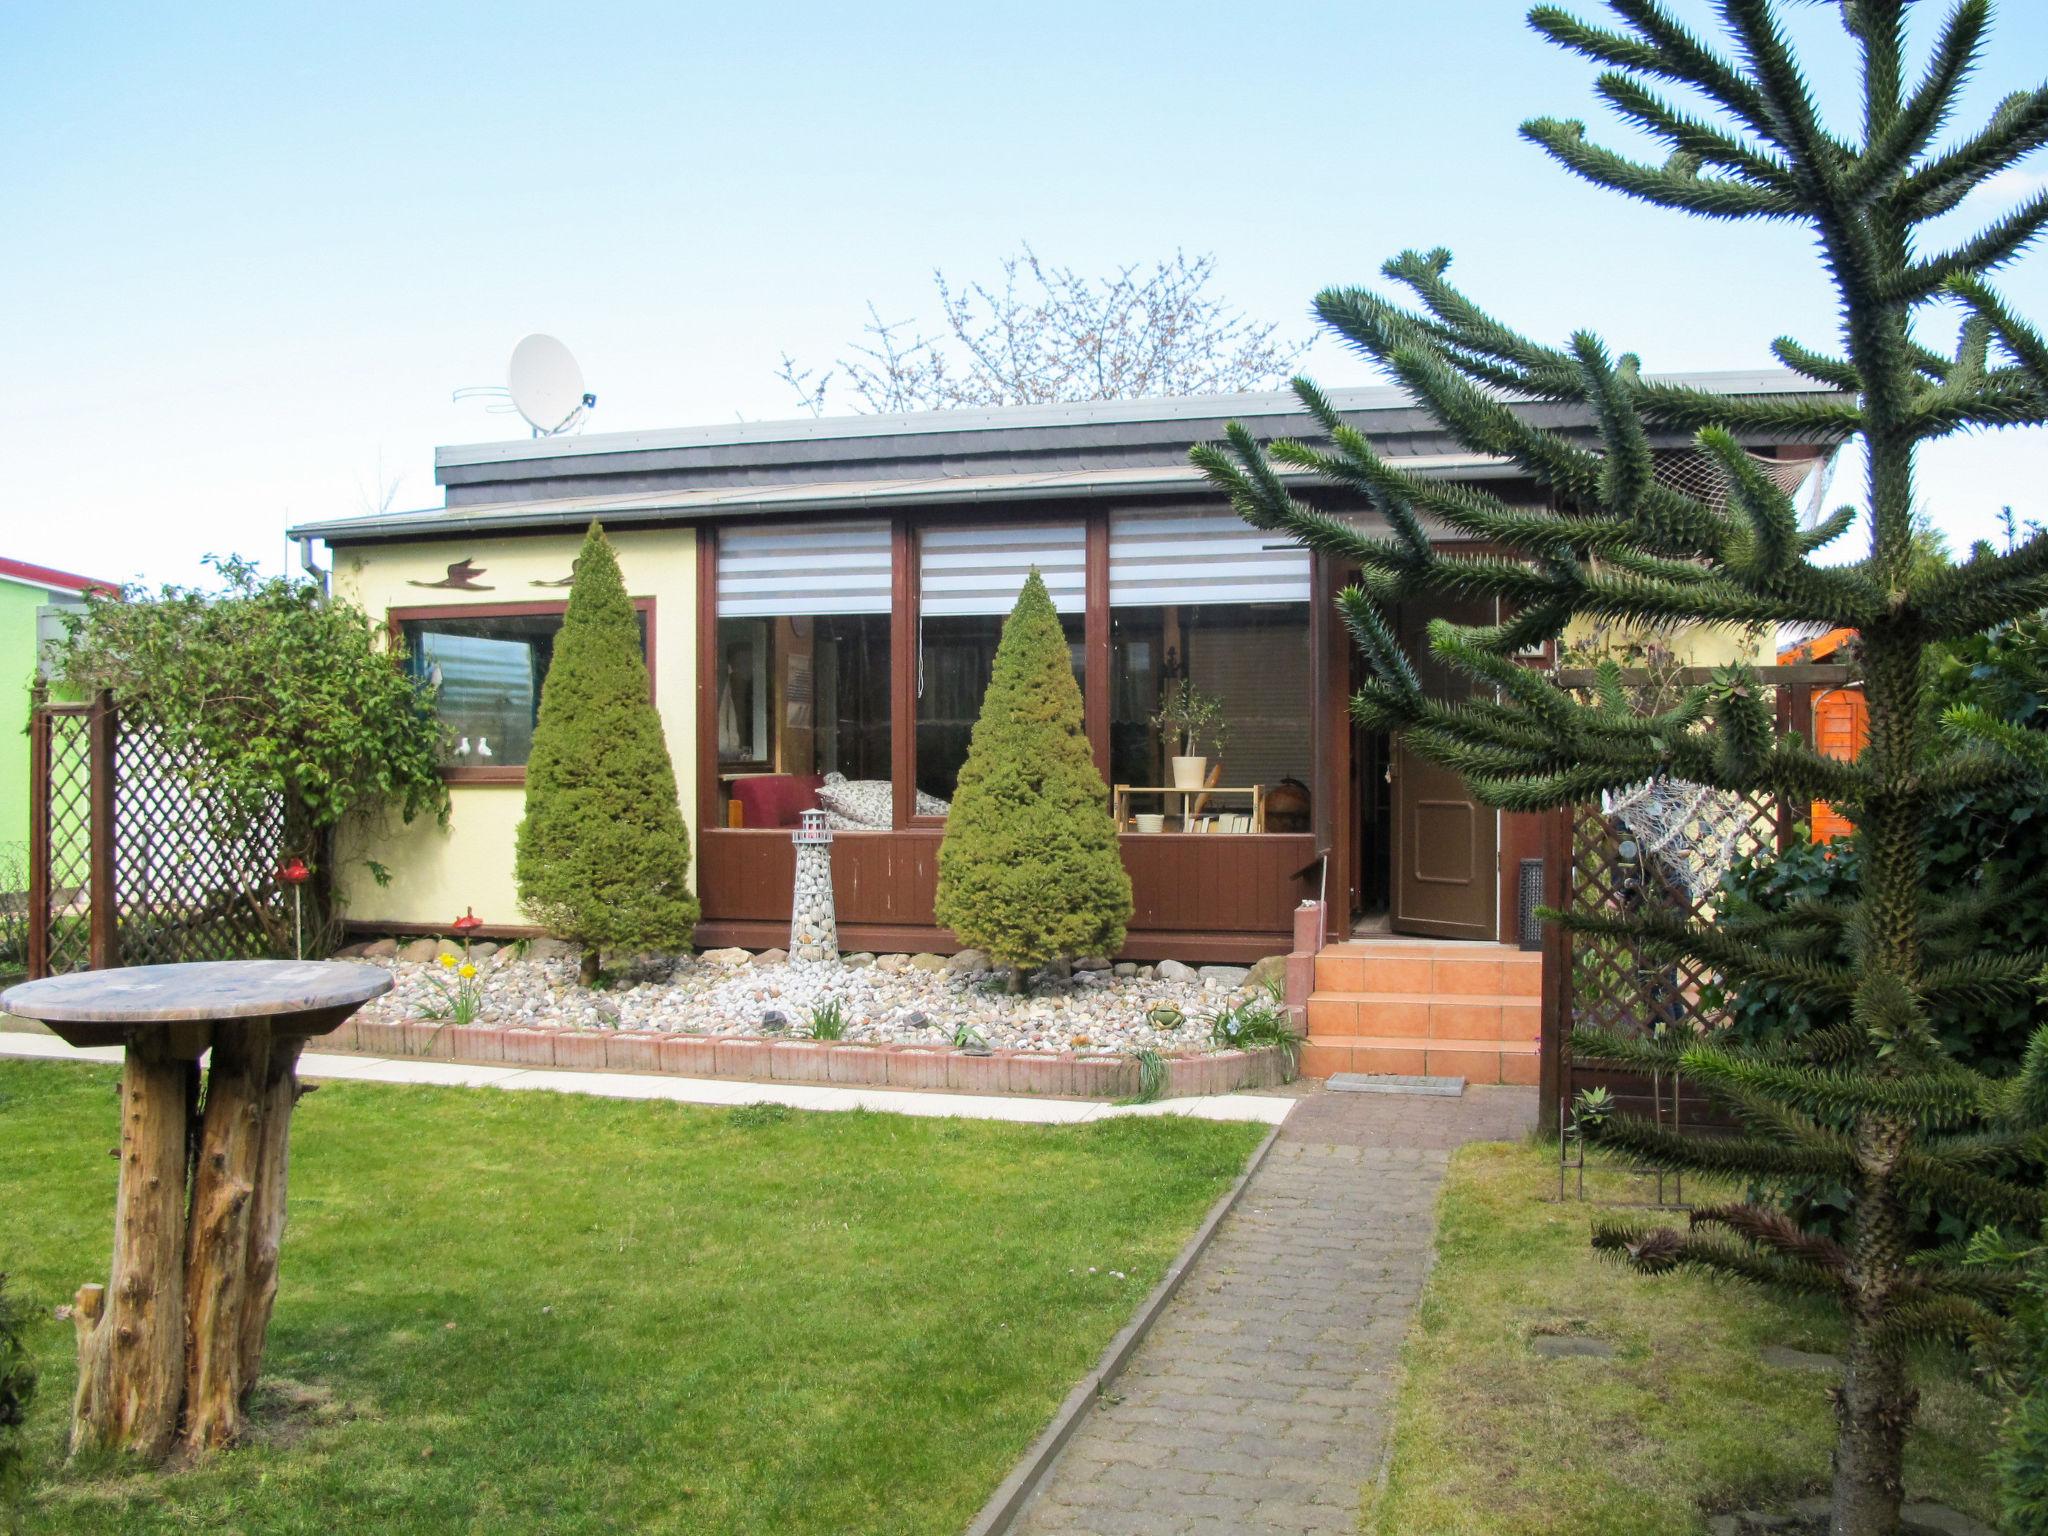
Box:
[778,245,1309,414]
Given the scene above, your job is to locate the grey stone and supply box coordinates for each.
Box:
[699,947,751,966]
[1530,1334,1618,1358]
[843,952,876,969]
[1199,964,1251,988]
[753,948,788,966]
[1760,1345,1841,1373]
[397,938,440,964]
[1245,954,1288,994]
[525,937,580,961]
[1074,955,1112,972]
[1137,965,1156,981]
[1034,957,1072,983]
[946,948,990,974]
[1156,959,1196,982]
[467,940,499,962]
[904,1011,930,1028]
[362,937,399,960]
[1113,962,1138,978]
[1901,1502,1998,1536]
[876,953,910,973]
[909,952,949,972]
[759,1010,788,1032]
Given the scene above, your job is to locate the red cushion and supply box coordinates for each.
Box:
[733,774,824,829]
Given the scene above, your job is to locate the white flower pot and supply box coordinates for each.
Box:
[1170,756,1208,790]
[1133,813,1166,835]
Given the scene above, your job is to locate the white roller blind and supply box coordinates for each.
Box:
[1108,507,1310,606]
[716,519,892,617]
[918,523,1085,615]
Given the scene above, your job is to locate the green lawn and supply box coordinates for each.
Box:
[0,1060,1265,1535]
[1367,1142,2006,1535]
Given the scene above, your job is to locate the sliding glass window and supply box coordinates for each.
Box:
[715,521,893,830]
[1108,508,1311,833]
[915,523,1086,813]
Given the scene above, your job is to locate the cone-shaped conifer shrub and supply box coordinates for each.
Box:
[935,571,1131,989]
[516,521,698,982]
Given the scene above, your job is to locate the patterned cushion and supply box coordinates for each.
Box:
[815,775,951,828]
[817,776,893,829]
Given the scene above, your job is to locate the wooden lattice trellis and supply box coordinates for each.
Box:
[27,696,287,978]
[1537,668,1841,1204]
[24,703,96,977]
[1553,784,1785,1204]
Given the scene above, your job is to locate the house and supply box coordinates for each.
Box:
[287,371,1837,1081]
[3,557,115,870]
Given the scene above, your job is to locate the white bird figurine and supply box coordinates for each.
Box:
[476,737,494,759]
[455,737,471,757]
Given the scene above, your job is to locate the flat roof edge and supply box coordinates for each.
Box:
[431,369,1833,471]
[287,455,1529,543]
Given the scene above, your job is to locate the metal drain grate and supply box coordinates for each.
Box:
[1327,1073,1466,1097]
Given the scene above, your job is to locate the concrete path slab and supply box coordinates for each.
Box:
[1007,1082,1537,1535]
[0,1030,1296,1127]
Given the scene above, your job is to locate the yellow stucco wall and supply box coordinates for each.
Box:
[330,529,698,931]
[1559,618,1771,669]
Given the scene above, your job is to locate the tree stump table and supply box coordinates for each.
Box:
[0,960,391,1462]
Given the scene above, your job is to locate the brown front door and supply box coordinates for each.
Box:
[1390,597,1498,940]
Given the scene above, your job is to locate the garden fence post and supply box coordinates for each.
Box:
[28,686,51,979]
[88,690,118,971]
[1538,803,1572,1130]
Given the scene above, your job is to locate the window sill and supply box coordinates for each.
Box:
[440,765,528,785]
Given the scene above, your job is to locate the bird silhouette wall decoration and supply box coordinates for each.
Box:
[408,559,494,591]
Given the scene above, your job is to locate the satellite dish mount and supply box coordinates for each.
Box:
[453,333,596,436]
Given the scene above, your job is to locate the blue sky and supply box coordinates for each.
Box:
[3,0,2045,588]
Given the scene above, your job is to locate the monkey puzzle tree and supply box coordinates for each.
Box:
[1193,4,2048,1532]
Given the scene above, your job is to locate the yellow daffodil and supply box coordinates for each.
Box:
[458,962,477,979]
[439,952,457,969]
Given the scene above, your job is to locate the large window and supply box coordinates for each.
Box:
[915,524,1086,811]
[398,605,649,777]
[715,521,894,829]
[1108,509,1310,832]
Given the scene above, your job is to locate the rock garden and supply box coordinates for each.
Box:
[346,937,1290,1059]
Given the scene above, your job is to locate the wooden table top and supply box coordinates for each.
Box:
[0,961,392,1026]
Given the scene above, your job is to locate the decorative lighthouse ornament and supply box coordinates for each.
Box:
[789,809,840,965]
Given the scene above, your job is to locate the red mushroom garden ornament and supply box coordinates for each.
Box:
[452,908,483,937]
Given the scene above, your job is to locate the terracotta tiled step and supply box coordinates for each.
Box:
[1306,993,1541,1044]
[1314,946,1542,999]
[1299,1034,1539,1087]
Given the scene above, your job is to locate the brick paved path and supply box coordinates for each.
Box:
[1010,1083,1537,1536]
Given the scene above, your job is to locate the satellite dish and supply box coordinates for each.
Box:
[506,334,594,436]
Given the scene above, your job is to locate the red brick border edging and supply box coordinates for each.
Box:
[321,1017,1293,1099]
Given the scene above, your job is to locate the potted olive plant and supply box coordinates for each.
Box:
[1151,680,1227,790]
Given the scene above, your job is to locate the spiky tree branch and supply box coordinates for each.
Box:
[1196,5,2048,1531]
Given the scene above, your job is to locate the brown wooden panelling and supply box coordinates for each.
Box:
[695,526,719,831]
[889,518,916,829]
[698,827,1315,959]
[1498,808,1545,945]
[1084,513,1110,780]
